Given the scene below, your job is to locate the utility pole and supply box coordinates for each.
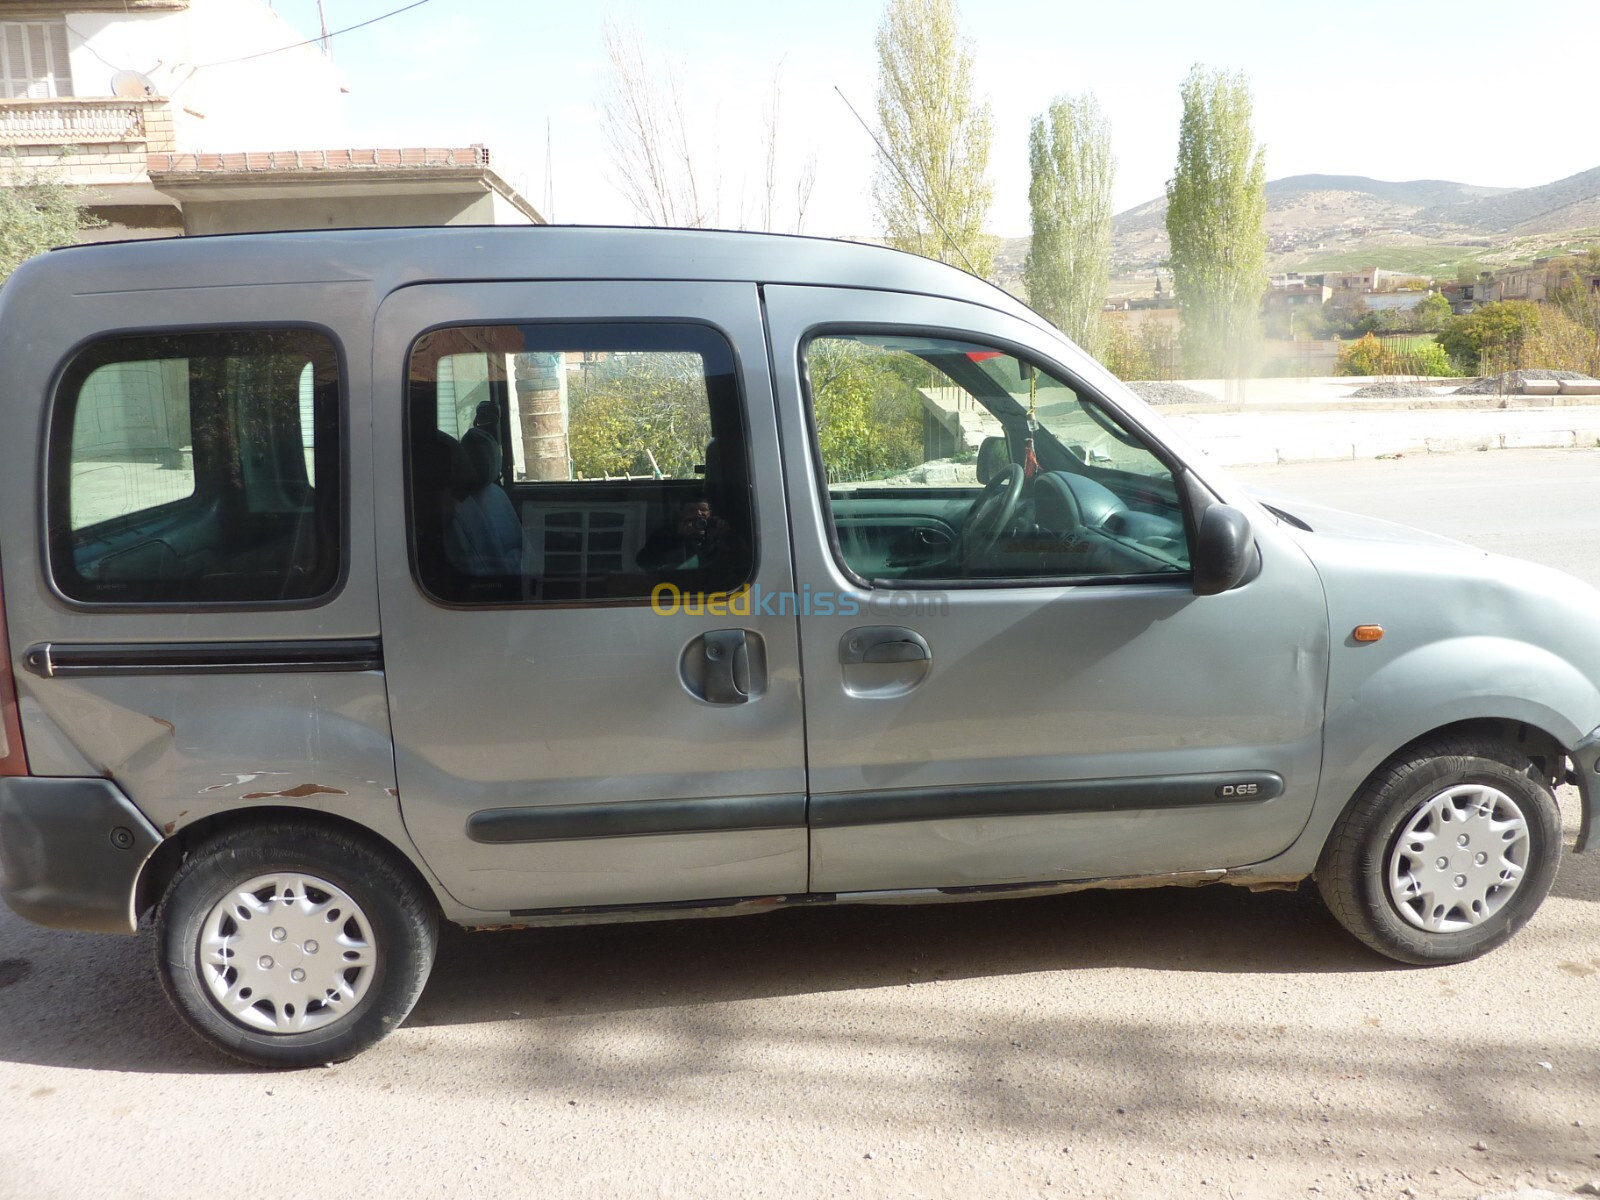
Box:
[315,0,332,55]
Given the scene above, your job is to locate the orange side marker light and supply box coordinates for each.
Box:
[1353,625,1385,643]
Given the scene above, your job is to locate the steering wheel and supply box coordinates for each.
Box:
[959,463,1024,561]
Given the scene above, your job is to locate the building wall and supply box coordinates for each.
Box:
[180,190,488,235]
[486,190,538,226]
[62,0,347,152]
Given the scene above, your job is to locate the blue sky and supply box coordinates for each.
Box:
[267,0,1600,237]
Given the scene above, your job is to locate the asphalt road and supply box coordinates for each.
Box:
[1237,448,1600,590]
[2,449,1598,1200]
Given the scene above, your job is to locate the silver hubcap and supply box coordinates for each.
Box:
[199,873,377,1035]
[1386,784,1530,932]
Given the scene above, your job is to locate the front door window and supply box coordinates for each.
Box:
[805,334,1190,584]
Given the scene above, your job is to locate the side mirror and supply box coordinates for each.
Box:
[1192,504,1254,596]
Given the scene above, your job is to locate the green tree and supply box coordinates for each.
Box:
[567,352,711,479]
[0,147,99,288]
[872,0,994,277]
[1436,300,1542,374]
[807,338,924,481]
[1164,66,1268,377]
[1322,292,1369,339]
[1023,92,1113,356]
[1413,292,1452,333]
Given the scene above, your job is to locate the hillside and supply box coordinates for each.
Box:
[1268,174,1509,207]
[1418,165,1600,233]
[1109,167,1600,275]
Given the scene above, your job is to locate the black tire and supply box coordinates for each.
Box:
[155,822,439,1068]
[1315,736,1561,965]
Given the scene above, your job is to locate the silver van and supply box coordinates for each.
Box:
[0,227,1595,1067]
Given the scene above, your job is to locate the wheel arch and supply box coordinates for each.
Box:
[1242,710,1580,882]
[134,804,440,925]
[1382,718,1567,788]
[1321,714,1568,860]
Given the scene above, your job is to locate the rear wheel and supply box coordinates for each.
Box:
[155,822,438,1068]
[1316,737,1561,964]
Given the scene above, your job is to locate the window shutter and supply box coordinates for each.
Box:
[0,25,26,99]
[0,21,71,99]
[46,20,71,97]
[23,23,50,97]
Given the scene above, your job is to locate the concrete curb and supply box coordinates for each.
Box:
[1137,376,1600,417]
[1160,395,1600,416]
[1171,406,1600,467]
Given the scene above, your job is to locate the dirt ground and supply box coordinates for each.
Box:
[1,787,1595,1200]
[3,452,1599,1199]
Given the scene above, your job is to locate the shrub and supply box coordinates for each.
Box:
[1403,340,1454,377]
[1335,333,1454,377]
[1522,304,1600,377]
[1102,317,1178,381]
[1334,333,1386,376]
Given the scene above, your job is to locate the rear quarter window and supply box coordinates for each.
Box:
[47,328,343,606]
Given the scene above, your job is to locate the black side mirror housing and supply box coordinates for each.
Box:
[1192,503,1254,596]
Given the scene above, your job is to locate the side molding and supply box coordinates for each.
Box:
[810,772,1284,829]
[467,794,808,844]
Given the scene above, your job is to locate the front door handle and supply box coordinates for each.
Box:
[839,626,931,665]
[837,625,933,699]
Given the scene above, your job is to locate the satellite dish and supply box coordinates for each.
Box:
[110,70,158,98]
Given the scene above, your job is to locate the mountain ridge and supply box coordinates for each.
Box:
[1108,167,1600,271]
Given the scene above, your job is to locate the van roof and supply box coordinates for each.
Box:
[28,225,1047,330]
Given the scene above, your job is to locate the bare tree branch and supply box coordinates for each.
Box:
[599,18,714,227]
[795,151,818,235]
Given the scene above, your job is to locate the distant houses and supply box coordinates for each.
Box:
[1441,258,1600,312]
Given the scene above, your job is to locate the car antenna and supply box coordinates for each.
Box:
[833,85,982,279]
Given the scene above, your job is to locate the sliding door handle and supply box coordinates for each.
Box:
[679,629,765,705]
[701,628,750,704]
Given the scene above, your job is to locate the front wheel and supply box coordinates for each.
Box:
[1316,737,1561,965]
[155,822,438,1068]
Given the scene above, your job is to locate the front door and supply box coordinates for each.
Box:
[373,282,807,913]
[763,285,1330,893]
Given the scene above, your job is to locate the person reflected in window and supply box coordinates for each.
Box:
[637,498,742,573]
[461,400,502,473]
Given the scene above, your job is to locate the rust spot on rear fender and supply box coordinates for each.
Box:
[240,783,348,801]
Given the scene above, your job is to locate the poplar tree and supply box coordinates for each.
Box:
[1024,93,1114,356]
[1164,66,1268,377]
[872,0,994,277]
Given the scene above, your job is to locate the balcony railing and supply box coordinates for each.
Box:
[0,97,155,146]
